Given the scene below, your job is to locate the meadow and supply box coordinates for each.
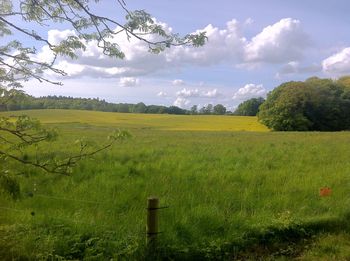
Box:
[1,109,350,260]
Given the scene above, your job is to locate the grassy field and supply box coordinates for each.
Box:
[2,109,268,131]
[1,109,350,260]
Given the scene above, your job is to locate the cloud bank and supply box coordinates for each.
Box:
[37,18,311,79]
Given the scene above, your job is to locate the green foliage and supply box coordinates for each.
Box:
[133,102,147,113]
[199,104,214,115]
[0,94,234,116]
[234,97,265,116]
[1,94,171,114]
[167,106,187,115]
[146,105,167,114]
[190,105,198,115]
[337,76,350,90]
[258,77,350,131]
[213,104,226,115]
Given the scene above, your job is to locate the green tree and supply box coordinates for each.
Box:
[200,104,213,114]
[117,103,130,113]
[166,106,186,115]
[337,76,350,90]
[146,105,167,114]
[213,104,226,115]
[133,102,147,113]
[234,97,265,116]
[190,105,198,115]
[258,78,350,131]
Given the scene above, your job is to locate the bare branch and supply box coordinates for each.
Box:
[116,0,131,16]
[0,16,53,47]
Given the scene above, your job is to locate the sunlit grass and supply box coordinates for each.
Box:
[1,109,269,131]
[1,109,350,259]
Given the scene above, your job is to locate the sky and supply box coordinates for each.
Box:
[16,0,350,110]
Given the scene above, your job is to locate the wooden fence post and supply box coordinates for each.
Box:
[146,197,159,245]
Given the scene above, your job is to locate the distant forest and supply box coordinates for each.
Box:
[1,93,238,115]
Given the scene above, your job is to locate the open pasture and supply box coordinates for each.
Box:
[1,110,350,260]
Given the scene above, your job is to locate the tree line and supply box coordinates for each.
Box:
[3,75,349,132]
[1,93,236,115]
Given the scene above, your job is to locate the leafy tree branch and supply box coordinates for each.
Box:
[0,115,131,175]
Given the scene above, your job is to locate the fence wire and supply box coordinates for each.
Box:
[34,194,104,204]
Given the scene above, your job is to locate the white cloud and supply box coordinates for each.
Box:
[172,79,185,86]
[37,23,175,79]
[233,83,266,100]
[244,18,309,64]
[244,18,254,25]
[279,61,300,74]
[165,20,246,66]
[202,89,221,98]
[48,29,76,45]
[322,47,350,75]
[173,97,190,108]
[36,18,311,80]
[174,87,222,100]
[119,77,139,87]
[276,61,321,77]
[47,60,85,77]
[176,88,199,98]
[157,91,168,97]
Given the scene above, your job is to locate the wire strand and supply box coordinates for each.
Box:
[34,193,104,204]
[0,206,30,212]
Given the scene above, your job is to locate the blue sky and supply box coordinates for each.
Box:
[19,0,350,110]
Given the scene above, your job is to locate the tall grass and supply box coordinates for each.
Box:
[1,110,350,259]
